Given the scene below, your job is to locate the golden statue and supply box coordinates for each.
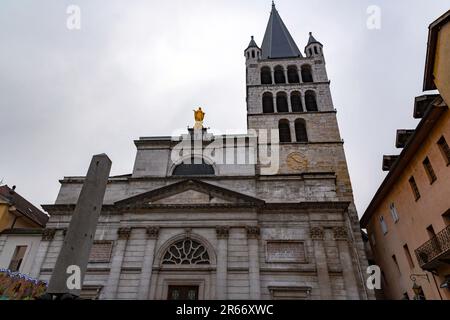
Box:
[193,107,205,129]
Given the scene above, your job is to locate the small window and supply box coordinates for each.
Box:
[392,254,401,275]
[389,203,399,223]
[251,50,255,58]
[408,176,420,201]
[276,92,289,113]
[422,157,437,184]
[262,92,274,113]
[314,46,318,55]
[290,91,303,112]
[278,120,291,143]
[274,66,286,84]
[287,66,300,83]
[305,90,318,111]
[301,65,313,83]
[379,216,388,235]
[260,67,272,85]
[295,119,308,143]
[172,158,215,176]
[437,136,450,165]
[403,244,415,269]
[8,245,27,272]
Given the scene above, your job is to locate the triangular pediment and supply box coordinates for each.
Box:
[115,180,264,207]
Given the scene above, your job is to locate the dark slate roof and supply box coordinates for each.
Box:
[261,3,302,59]
[307,32,322,46]
[0,185,49,227]
[246,36,259,49]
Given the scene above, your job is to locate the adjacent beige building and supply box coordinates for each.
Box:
[361,10,450,300]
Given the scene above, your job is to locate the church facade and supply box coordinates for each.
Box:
[30,4,372,300]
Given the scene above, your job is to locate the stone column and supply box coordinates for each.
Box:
[284,69,288,84]
[287,92,292,112]
[102,227,131,299]
[311,226,332,299]
[273,96,277,112]
[30,228,56,278]
[270,70,275,85]
[290,121,297,143]
[301,94,307,112]
[137,227,159,300]
[334,227,360,299]
[246,226,260,300]
[216,226,229,300]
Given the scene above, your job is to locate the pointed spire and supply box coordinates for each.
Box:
[261,3,302,59]
[247,36,259,49]
[307,32,322,46]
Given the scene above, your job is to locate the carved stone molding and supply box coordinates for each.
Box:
[246,226,260,239]
[216,226,230,239]
[310,227,324,240]
[333,226,348,240]
[117,227,132,240]
[146,226,160,239]
[42,228,56,241]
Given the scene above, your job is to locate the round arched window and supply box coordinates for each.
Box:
[162,239,210,265]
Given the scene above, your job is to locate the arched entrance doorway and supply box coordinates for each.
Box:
[150,234,216,300]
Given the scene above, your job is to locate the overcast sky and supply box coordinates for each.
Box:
[0,0,448,216]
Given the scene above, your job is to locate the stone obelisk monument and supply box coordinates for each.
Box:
[45,153,112,299]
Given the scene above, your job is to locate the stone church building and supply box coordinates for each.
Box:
[28,4,371,300]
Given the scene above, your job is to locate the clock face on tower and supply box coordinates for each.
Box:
[286,152,308,171]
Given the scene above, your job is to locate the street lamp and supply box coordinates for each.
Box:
[410,274,429,300]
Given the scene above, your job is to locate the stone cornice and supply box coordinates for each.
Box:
[42,201,350,216]
[0,228,43,236]
[246,81,331,89]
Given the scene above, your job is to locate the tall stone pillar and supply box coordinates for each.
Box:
[46,154,112,297]
[102,227,131,299]
[30,228,56,278]
[137,227,159,300]
[334,226,360,299]
[246,226,260,300]
[215,226,229,300]
[311,226,332,299]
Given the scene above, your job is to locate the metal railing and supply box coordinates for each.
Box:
[415,225,450,268]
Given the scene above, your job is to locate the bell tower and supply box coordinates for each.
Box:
[245,2,339,176]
